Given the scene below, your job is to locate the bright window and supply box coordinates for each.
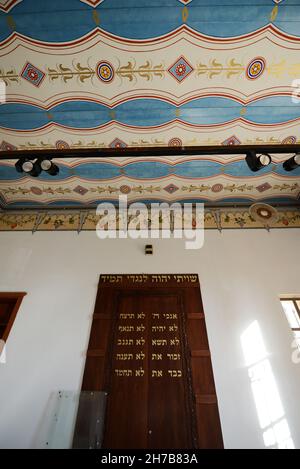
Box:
[280,299,300,350]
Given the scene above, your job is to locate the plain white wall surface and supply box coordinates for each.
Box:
[0,229,300,449]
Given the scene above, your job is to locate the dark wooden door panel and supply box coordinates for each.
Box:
[76,274,223,449]
[145,293,193,449]
[102,294,148,449]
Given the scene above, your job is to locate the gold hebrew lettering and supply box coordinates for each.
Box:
[161,275,171,282]
[152,339,167,346]
[118,325,134,332]
[117,339,134,346]
[152,370,163,378]
[136,338,145,346]
[170,338,180,346]
[119,313,135,319]
[151,325,166,332]
[151,353,162,360]
[167,370,182,378]
[135,367,145,377]
[116,353,134,360]
[167,353,181,360]
[163,313,177,320]
[114,369,133,377]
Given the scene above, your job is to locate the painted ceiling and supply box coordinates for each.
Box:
[0,0,300,209]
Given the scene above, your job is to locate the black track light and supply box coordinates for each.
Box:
[245,151,272,172]
[15,157,59,177]
[15,158,41,177]
[283,153,300,171]
[40,158,59,176]
[15,158,25,173]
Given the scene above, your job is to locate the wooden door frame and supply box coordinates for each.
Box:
[0,292,26,342]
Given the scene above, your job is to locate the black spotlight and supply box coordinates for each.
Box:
[40,158,59,176]
[15,158,26,173]
[245,151,272,172]
[283,153,300,171]
[15,158,41,177]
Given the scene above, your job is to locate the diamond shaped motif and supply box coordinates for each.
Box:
[79,0,104,7]
[178,0,193,4]
[164,184,179,194]
[0,140,17,151]
[0,0,22,13]
[256,182,272,193]
[21,62,45,87]
[168,56,194,83]
[109,138,127,148]
[73,185,88,196]
[222,135,241,146]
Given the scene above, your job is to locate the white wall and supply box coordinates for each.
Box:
[0,229,300,449]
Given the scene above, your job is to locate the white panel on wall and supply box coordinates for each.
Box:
[0,229,300,449]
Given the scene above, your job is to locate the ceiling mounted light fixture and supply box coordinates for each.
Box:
[15,158,41,177]
[40,158,59,176]
[245,151,272,172]
[283,153,300,171]
[15,157,59,177]
[15,158,26,173]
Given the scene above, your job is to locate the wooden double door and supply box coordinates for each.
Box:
[78,274,223,449]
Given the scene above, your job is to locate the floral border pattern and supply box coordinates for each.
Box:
[0,208,299,232]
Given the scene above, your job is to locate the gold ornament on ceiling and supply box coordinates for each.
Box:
[270,5,278,22]
[249,203,279,228]
[182,6,189,23]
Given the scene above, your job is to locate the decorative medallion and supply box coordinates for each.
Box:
[249,203,279,226]
[221,135,241,146]
[120,185,131,194]
[55,140,70,150]
[21,62,45,87]
[246,57,266,80]
[109,138,127,148]
[168,56,194,83]
[164,184,179,194]
[282,136,297,145]
[256,182,272,193]
[30,187,43,195]
[211,184,224,193]
[0,140,17,151]
[168,138,183,147]
[73,185,88,196]
[96,61,115,83]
